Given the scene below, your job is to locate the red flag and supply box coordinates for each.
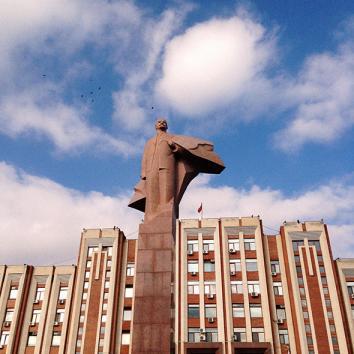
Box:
[197,203,203,213]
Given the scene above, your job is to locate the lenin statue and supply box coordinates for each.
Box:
[129,118,225,222]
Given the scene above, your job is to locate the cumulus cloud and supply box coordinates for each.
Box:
[275,42,354,151]
[0,0,141,78]
[180,175,354,257]
[155,13,276,116]
[0,163,353,265]
[0,162,140,265]
[112,7,191,132]
[0,88,137,156]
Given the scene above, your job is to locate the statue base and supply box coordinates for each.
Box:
[131,211,176,353]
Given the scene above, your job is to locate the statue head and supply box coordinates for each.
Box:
[155,118,168,132]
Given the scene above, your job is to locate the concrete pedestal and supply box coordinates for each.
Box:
[131,213,175,353]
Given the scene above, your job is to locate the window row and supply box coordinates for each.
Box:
[187,259,258,273]
[187,238,256,254]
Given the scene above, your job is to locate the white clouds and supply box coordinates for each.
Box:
[0,89,137,156]
[112,7,190,132]
[155,14,276,116]
[0,162,353,265]
[275,43,354,151]
[180,175,354,257]
[0,162,140,264]
[0,0,141,77]
[0,0,145,156]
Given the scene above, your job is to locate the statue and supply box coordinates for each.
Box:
[129,118,225,221]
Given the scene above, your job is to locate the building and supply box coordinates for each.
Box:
[0,217,353,353]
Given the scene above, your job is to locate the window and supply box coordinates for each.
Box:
[4,310,14,322]
[332,336,338,345]
[323,287,329,295]
[228,239,240,251]
[319,266,325,274]
[270,261,280,273]
[273,282,283,296]
[307,336,313,345]
[233,328,246,342]
[188,305,200,318]
[292,240,304,252]
[330,324,336,332]
[125,286,133,298]
[301,299,307,308]
[325,299,331,307]
[308,240,321,252]
[31,309,41,324]
[244,239,256,251]
[279,329,289,344]
[101,314,107,323]
[204,282,216,295]
[321,277,327,285]
[126,263,135,276]
[87,246,98,256]
[86,260,92,268]
[102,303,107,311]
[205,305,216,319]
[303,311,309,319]
[305,324,311,333]
[231,281,243,294]
[252,328,265,342]
[299,287,305,295]
[248,281,260,294]
[203,261,215,272]
[327,311,333,319]
[9,286,18,300]
[188,261,198,273]
[276,305,286,320]
[187,282,199,294]
[347,282,354,295]
[351,305,354,319]
[294,255,300,263]
[85,271,90,279]
[107,246,113,256]
[104,281,110,289]
[205,328,218,342]
[84,282,89,289]
[296,266,302,274]
[123,308,132,321]
[55,309,65,323]
[52,332,61,346]
[188,328,200,342]
[203,240,214,252]
[106,271,111,278]
[250,304,262,318]
[187,240,198,253]
[0,331,9,346]
[298,277,304,285]
[246,260,257,272]
[121,332,130,345]
[35,287,45,301]
[232,304,244,317]
[27,332,37,346]
[58,287,68,300]
[230,260,241,273]
[317,255,323,263]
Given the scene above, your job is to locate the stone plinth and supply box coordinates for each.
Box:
[131,212,175,353]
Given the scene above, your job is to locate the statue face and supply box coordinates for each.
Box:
[155,119,168,131]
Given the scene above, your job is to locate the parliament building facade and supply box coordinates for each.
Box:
[0,217,353,354]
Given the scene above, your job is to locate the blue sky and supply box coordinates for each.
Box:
[1,0,354,264]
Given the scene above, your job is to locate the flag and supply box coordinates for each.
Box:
[197,203,203,213]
